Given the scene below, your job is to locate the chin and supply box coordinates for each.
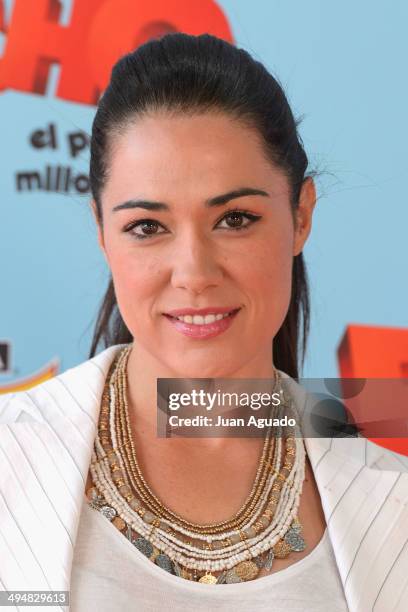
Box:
[170,358,238,379]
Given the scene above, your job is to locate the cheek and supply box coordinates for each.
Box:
[105,237,163,328]
[244,232,294,322]
[112,258,160,299]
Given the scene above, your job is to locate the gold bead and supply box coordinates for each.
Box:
[198,572,217,584]
[234,560,259,581]
[112,516,126,531]
[273,539,292,558]
[181,569,193,580]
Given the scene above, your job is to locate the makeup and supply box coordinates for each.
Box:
[163,308,240,339]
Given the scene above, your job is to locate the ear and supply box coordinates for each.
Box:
[90,199,107,261]
[293,177,317,256]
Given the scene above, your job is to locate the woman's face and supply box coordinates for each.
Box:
[93,111,315,377]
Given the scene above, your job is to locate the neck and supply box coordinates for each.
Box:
[125,341,277,451]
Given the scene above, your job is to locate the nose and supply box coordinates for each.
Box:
[169,229,224,295]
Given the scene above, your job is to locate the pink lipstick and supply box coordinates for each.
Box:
[163,307,241,339]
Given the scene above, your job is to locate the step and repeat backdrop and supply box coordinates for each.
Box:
[1,0,407,450]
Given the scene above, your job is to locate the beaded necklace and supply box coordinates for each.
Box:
[87,345,306,583]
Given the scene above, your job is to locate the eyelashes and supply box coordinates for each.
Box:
[123,209,262,241]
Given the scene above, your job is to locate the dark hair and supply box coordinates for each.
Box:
[89,32,314,379]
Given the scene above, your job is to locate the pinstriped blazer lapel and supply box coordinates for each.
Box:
[306,436,408,612]
[0,344,407,612]
[0,344,122,610]
[284,375,408,612]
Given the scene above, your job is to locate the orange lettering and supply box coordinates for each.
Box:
[0,0,233,104]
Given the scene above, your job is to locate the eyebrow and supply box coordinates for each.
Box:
[111,187,270,213]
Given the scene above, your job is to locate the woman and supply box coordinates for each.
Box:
[0,33,407,612]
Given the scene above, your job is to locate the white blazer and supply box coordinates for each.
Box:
[0,343,407,612]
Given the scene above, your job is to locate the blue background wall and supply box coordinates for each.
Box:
[1,0,407,385]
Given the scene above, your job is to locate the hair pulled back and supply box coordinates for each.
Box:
[89,32,312,378]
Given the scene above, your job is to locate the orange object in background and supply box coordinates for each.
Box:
[0,0,233,105]
[0,359,59,395]
[337,324,408,456]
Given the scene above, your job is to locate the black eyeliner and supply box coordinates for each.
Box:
[123,209,262,240]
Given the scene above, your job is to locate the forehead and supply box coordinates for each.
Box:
[103,111,288,206]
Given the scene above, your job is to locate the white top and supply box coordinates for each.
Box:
[70,496,349,611]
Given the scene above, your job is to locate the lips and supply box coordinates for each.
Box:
[164,306,241,318]
[163,308,241,339]
[164,310,237,324]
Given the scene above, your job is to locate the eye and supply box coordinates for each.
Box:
[215,209,262,231]
[124,219,165,240]
[123,209,262,240]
